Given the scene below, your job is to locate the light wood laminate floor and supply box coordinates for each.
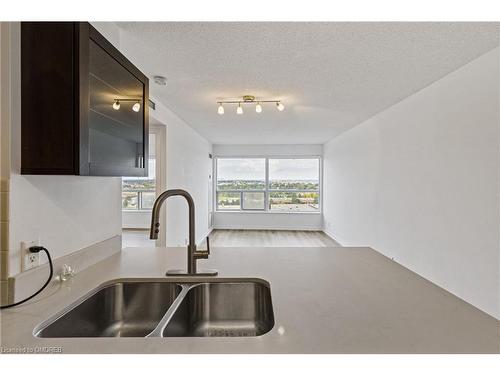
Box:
[122,229,156,248]
[209,229,341,247]
[123,229,341,248]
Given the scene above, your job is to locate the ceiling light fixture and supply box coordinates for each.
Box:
[216,95,284,115]
[112,98,142,112]
[236,103,243,114]
[132,101,141,112]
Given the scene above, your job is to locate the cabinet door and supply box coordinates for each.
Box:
[21,22,77,175]
[87,38,147,176]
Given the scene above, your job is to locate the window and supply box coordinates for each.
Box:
[242,192,265,210]
[215,157,321,212]
[122,134,156,210]
[216,158,265,211]
[268,158,320,212]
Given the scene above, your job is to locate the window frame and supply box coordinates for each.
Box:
[122,133,158,212]
[122,190,156,211]
[214,155,322,214]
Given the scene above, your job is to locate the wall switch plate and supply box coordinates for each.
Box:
[21,240,40,271]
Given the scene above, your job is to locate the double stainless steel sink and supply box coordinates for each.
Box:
[34,278,274,338]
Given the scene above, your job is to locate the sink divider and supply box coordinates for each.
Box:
[146,283,199,338]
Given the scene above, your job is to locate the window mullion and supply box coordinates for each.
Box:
[265,157,269,211]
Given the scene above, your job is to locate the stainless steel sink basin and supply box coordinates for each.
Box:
[34,278,274,338]
[163,282,274,337]
[35,281,182,337]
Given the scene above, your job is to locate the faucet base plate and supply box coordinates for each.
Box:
[166,269,218,276]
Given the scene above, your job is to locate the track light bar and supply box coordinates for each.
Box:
[112,98,142,112]
[216,95,284,115]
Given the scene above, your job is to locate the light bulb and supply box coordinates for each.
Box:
[217,103,224,115]
[276,102,285,111]
[112,100,120,110]
[255,103,262,113]
[236,103,243,114]
[132,101,141,112]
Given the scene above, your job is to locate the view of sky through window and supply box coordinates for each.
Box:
[269,158,319,181]
[216,158,265,181]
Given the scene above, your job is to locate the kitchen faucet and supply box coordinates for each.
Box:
[150,189,218,276]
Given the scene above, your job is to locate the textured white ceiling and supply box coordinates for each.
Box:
[117,22,500,144]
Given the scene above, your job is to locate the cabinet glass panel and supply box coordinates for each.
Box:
[88,39,145,172]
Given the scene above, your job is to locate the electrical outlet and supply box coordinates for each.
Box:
[21,240,40,271]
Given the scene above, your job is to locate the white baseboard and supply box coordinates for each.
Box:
[322,229,345,246]
[213,225,323,231]
[322,229,378,248]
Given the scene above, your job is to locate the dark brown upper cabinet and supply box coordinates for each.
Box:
[21,22,149,176]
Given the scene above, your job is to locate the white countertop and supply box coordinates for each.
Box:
[1,246,499,353]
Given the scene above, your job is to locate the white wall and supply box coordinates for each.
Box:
[214,212,323,231]
[9,176,122,275]
[323,48,500,319]
[122,211,150,229]
[213,144,322,157]
[213,144,323,230]
[6,23,123,276]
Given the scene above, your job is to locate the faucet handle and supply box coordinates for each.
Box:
[194,236,211,259]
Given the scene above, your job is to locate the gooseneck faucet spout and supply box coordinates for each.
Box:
[149,189,194,242]
[150,189,217,276]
